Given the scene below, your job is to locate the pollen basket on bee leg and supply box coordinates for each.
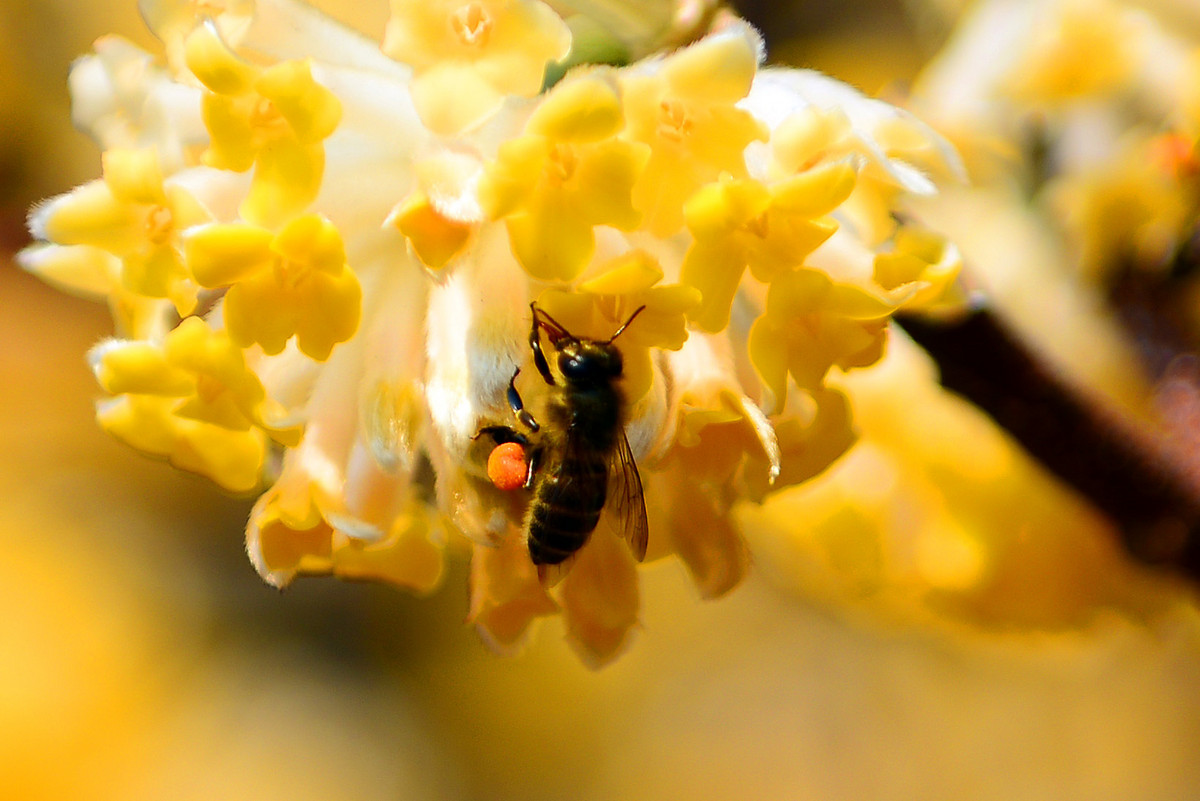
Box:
[487,442,528,491]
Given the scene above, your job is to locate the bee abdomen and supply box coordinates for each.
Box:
[528,458,608,565]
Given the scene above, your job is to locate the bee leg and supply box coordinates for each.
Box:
[475,425,527,445]
[507,367,540,432]
[524,445,542,490]
[528,303,555,386]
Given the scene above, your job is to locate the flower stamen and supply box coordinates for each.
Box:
[548,144,577,182]
[451,3,493,47]
[657,99,693,142]
[144,205,175,245]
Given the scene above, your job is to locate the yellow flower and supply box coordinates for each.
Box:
[873,226,966,313]
[184,213,362,361]
[680,166,855,332]
[478,71,650,281]
[383,0,572,135]
[247,490,446,594]
[185,21,342,227]
[748,268,899,413]
[30,149,212,318]
[88,316,298,492]
[621,22,768,235]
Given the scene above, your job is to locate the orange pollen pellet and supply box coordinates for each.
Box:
[487,441,528,491]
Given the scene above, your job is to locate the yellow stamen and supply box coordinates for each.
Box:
[451,3,493,47]
[144,205,175,245]
[657,99,692,143]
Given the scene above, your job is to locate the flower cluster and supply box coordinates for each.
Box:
[21,0,961,665]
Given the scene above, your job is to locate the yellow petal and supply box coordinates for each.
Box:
[680,238,744,333]
[250,499,336,587]
[292,268,363,362]
[332,514,445,594]
[184,21,258,95]
[241,138,325,228]
[389,192,473,269]
[661,27,758,103]
[571,139,648,230]
[409,61,506,136]
[41,181,141,254]
[665,480,747,598]
[200,94,258,172]
[528,73,623,143]
[580,249,663,295]
[558,526,640,668]
[255,59,343,142]
[185,222,274,287]
[478,135,549,219]
[506,209,594,282]
[92,340,194,396]
[223,273,300,355]
[16,244,118,300]
[102,149,166,206]
[770,161,858,218]
[273,214,347,276]
[683,177,769,240]
[747,315,788,412]
[772,107,853,173]
[468,534,558,654]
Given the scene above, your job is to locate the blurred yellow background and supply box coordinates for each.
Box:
[3,1,1200,799]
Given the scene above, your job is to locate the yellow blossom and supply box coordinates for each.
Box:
[247,491,445,593]
[185,21,342,227]
[383,0,572,135]
[478,71,649,281]
[30,148,212,317]
[873,227,967,313]
[88,316,300,492]
[184,213,362,361]
[680,166,855,332]
[621,23,768,235]
[748,268,899,413]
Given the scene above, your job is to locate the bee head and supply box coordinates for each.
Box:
[557,339,623,385]
[532,303,646,386]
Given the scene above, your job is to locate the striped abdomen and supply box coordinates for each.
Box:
[527,450,610,565]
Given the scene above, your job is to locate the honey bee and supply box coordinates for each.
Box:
[478,302,649,568]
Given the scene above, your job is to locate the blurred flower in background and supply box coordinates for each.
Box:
[4,1,1200,800]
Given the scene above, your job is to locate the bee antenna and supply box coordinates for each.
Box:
[530,301,574,339]
[606,305,647,344]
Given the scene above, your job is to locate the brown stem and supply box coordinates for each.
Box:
[899,308,1200,581]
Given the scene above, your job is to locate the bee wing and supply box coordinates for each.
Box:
[609,429,649,562]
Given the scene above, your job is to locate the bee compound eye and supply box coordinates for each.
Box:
[559,353,587,379]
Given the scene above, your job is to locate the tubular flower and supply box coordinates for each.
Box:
[21,0,962,666]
